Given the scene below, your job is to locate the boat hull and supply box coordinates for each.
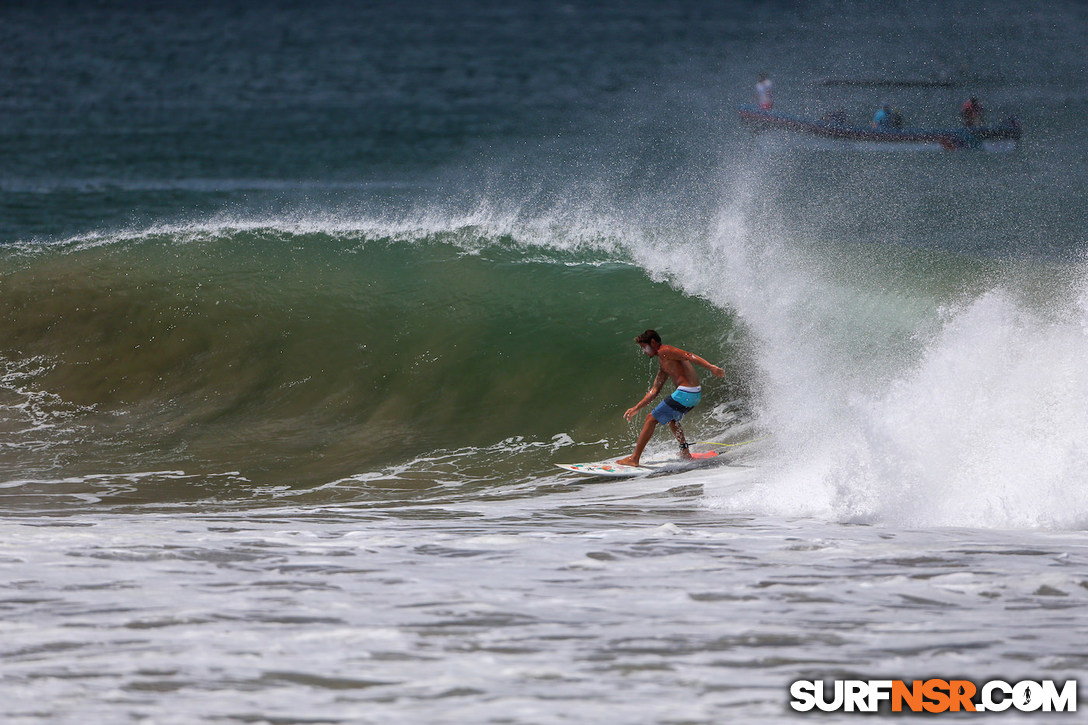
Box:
[738,105,1021,151]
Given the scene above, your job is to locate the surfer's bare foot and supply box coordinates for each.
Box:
[680,450,693,460]
[616,456,639,467]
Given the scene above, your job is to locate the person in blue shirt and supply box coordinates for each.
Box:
[872,103,893,129]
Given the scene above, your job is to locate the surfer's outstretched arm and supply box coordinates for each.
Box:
[696,356,726,378]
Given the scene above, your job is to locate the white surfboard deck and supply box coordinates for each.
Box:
[556,450,718,478]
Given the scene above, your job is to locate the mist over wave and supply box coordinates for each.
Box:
[691,183,1088,530]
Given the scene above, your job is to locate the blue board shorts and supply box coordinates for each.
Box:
[651,386,701,424]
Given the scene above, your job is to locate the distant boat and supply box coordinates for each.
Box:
[738,105,1022,151]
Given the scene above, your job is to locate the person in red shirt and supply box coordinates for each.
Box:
[961,97,984,127]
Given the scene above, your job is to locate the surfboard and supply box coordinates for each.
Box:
[556,450,718,478]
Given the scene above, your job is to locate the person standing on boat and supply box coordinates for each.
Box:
[755,74,773,110]
[961,97,984,127]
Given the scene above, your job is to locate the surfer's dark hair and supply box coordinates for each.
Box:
[635,330,661,345]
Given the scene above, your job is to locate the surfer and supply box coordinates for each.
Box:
[617,330,725,467]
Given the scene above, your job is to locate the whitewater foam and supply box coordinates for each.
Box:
[705,282,1088,529]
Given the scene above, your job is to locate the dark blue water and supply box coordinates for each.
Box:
[1,2,1077,233]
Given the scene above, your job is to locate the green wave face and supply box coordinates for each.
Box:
[0,229,743,490]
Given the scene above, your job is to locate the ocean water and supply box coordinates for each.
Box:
[2,1,1087,722]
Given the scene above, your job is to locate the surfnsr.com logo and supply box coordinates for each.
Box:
[790,679,1077,713]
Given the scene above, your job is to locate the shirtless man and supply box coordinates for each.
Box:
[617,330,725,467]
